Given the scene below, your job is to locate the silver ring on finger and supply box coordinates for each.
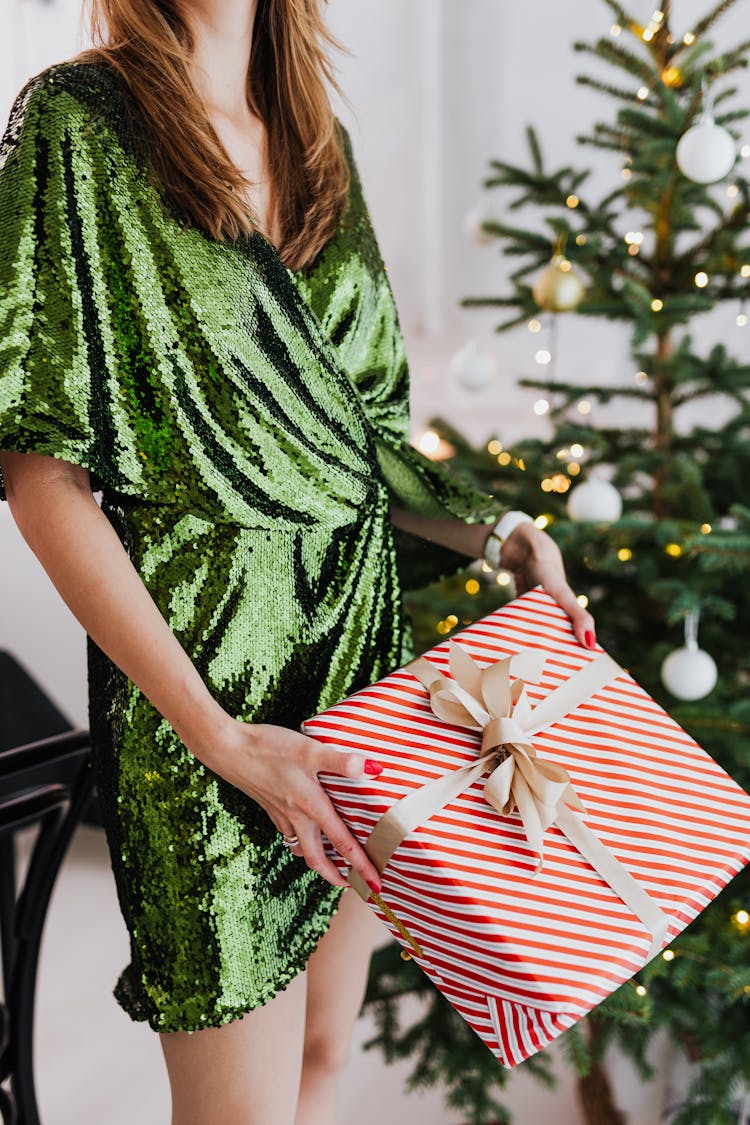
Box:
[281,832,300,849]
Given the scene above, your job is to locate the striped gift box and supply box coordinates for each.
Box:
[302,587,750,1067]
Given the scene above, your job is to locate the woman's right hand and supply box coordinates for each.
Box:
[192,716,385,893]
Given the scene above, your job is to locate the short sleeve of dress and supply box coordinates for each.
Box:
[0,67,145,502]
[335,123,501,589]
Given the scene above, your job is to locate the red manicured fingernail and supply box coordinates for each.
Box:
[584,630,597,650]
[364,759,384,776]
[367,879,381,895]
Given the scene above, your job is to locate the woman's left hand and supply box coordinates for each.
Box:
[499,522,597,650]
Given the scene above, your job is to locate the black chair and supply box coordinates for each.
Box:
[0,651,97,1124]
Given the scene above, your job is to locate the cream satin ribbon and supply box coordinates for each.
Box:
[349,643,670,961]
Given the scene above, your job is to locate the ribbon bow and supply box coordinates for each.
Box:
[414,644,586,870]
[348,642,670,959]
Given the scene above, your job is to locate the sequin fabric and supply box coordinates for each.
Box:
[0,60,500,1034]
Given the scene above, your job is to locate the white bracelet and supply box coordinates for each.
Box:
[482,510,534,570]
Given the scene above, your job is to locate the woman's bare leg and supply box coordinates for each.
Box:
[159,966,307,1125]
[295,888,383,1125]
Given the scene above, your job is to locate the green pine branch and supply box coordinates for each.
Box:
[576,75,645,102]
[687,0,742,44]
[573,38,656,83]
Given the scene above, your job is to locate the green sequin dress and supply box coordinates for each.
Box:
[0,60,500,1034]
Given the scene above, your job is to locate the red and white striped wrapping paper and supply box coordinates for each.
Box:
[301,587,750,1068]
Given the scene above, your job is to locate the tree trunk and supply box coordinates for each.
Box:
[576,1020,628,1125]
[652,329,674,518]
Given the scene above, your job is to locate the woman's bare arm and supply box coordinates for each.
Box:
[0,449,385,890]
[389,505,494,559]
[389,504,597,648]
[1,448,228,756]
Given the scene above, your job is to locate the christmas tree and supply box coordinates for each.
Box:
[362,3,750,1123]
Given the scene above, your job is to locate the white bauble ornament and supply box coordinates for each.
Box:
[461,201,497,245]
[566,478,623,523]
[532,255,586,313]
[676,120,736,183]
[449,340,497,391]
[661,646,718,701]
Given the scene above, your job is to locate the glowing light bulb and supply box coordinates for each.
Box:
[570,443,584,458]
[735,909,750,926]
[496,572,511,587]
[528,318,542,333]
[728,184,740,198]
[576,234,587,246]
[618,547,633,562]
[577,399,592,415]
[487,439,503,454]
[651,298,664,312]
[637,85,650,100]
[741,144,750,159]
[662,66,682,87]
[683,31,695,45]
[497,451,511,465]
[566,194,580,209]
[665,542,683,557]
[610,22,622,36]
[534,398,550,416]
[635,984,647,996]
[465,578,480,595]
[534,514,550,529]
[535,349,552,365]
[635,370,649,384]
[737,313,748,327]
[662,949,675,961]
[742,265,750,278]
[700,523,712,534]
[694,271,709,288]
[577,594,589,608]
[418,429,440,455]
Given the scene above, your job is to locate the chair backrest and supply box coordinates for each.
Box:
[0,649,72,754]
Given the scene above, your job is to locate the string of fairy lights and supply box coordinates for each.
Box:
[412,5,750,1065]
[628,906,750,1005]
[413,10,750,992]
[432,6,750,702]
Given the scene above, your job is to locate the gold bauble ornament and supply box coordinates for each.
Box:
[532,255,586,313]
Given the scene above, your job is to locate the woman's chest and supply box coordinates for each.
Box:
[210,113,282,249]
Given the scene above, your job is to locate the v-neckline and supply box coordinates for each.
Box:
[240,224,380,465]
[248,206,348,286]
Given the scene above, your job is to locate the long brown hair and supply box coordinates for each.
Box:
[76,0,352,270]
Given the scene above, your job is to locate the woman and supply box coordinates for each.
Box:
[0,0,596,1121]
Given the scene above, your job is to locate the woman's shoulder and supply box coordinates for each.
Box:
[1,58,139,171]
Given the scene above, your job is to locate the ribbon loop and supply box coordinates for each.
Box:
[409,642,590,859]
